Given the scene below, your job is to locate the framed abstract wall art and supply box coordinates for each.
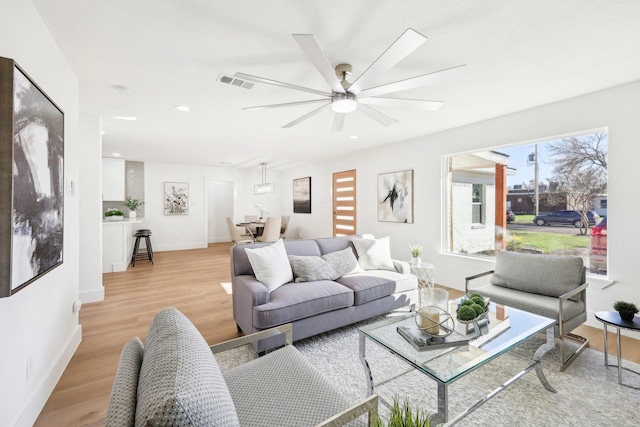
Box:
[0,57,65,297]
[164,182,189,215]
[377,169,413,223]
[293,176,311,214]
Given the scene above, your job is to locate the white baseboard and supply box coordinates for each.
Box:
[153,242,208,252]
[80,287,105,304]
[14,324,82,427]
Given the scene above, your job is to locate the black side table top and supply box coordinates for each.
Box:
[595,311,640,331]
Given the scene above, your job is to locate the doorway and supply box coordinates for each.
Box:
[332,169,356,236]
[207,180,234,243]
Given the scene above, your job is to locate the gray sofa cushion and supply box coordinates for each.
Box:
[288,255,338,282]
[490,251,584,299]
[223,345,358,427]
[253,281,354,329]
[315,235,357,255]
[336,275,396,305]
[322,247,363,277]
[106,337,144,427]
[136,308,240,427]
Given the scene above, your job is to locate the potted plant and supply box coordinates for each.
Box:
[124,197,144,218]
[104,209,124,221]
[370,397,431,427]
[409,244,423,266]
[613,301,638,322]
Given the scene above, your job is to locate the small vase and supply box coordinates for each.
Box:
[129,211,137,218]
[619,311,635,322]
[411,257,421,267]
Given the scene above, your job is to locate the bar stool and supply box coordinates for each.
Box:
[131,229,154,267]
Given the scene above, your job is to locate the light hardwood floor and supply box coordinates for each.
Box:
[35,243,640,426]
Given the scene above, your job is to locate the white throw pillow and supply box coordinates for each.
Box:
[245,239,293,292]
[351,236,396,271]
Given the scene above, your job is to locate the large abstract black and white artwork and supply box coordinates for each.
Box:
[164,182,189,215]
[0,58,64,297]
[377,170,413,223]
[293,177,311,214]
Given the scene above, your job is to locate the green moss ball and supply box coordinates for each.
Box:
[457,305,477,321]
[469,292,483,300]
[469,303,486,317]
[460,299,474,307]
[470,295,485,306]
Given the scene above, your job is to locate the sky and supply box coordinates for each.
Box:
[498,140,558,188]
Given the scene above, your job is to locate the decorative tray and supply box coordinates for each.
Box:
[456,294,490,324]
[397,324,477,352]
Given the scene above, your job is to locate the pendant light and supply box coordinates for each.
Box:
[254,162,275,195]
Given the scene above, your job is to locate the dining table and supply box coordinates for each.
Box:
[237,222,264,239]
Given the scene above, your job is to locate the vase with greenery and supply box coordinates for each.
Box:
[409,244,423,267]
[104,209,124,221]
[124,197,144,218]
[370,397,431,427]
[613,301,638,322]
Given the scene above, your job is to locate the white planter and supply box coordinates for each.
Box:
[129,211,137,218]
[410,257,422,266]
[106,215,123,221]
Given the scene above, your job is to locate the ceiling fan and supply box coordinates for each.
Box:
[235,28,466,132]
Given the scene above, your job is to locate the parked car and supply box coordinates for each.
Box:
[589,216,607,273]
[506,209,515,224]
[532,210,600,227]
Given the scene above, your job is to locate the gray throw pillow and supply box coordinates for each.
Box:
[288,255,338,282]
[321,247,363,277]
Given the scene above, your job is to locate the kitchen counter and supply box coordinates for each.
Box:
[103,217,145,273]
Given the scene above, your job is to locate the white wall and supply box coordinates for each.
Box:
[207,180,234,243]
[281,81,640,329]
[0,2,82,426]
[141,162,284,251]
[79,113,104,302]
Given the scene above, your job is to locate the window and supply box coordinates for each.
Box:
[445,130,608,275]
[472,184,484,224]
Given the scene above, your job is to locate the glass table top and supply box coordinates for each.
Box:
[359,299,555,384]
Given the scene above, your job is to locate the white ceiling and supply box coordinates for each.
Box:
[31,0,640,171]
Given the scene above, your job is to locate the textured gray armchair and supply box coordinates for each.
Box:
[465,250,589,371]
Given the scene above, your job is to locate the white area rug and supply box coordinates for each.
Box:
[216,317,640,426]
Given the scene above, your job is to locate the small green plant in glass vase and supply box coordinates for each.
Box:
[124,197,144,218]
[613,301,638,322]
[409,244,423,267]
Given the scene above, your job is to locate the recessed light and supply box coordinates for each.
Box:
[112,153,121,157]
[112,116,138,121]
[350,135,358,140]
[175,105,190,112]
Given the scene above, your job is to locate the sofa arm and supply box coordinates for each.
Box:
[314,394,378,427]
[210,323,293,354]
[393,259,411,274]
[465,270,494,293]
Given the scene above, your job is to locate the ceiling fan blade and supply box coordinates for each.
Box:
[348,28,427,95]
[234,72,331,97]
[358,64,466,98]
[242,99,329,111]
[282,103,332,128]
[293,34,346,94]
[360,97,444,111]
[332,113,346,133]
[357,104,398,127]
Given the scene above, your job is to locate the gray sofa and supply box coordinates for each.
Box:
[466,250,589,371]
[231,235,418,353]
[106,307,377,426]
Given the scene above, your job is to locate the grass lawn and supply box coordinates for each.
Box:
[513,214,534,224]
[507,229,588,253]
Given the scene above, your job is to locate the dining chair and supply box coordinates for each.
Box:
[256,216,282,243]
[280,215,290,239]
[226,217,254,245]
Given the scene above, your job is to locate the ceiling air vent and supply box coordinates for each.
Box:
[218,73,254,89]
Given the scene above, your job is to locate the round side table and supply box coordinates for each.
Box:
[410,262,435,289]
[594,311,640,388]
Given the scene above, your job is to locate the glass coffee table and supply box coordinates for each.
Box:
[359,300,556,426]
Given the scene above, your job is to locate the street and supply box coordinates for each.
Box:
[507,223,589,235]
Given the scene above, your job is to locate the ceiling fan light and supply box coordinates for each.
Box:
[331,97,358,113]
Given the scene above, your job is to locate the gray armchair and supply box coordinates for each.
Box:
[465,250,589,371]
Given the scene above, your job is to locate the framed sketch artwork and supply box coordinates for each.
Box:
[0,57,65,297]
[377,170,413,223]
[293,177,311,214]
[164,182,189,215]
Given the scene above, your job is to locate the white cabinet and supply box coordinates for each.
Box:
[102,157,125,201]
